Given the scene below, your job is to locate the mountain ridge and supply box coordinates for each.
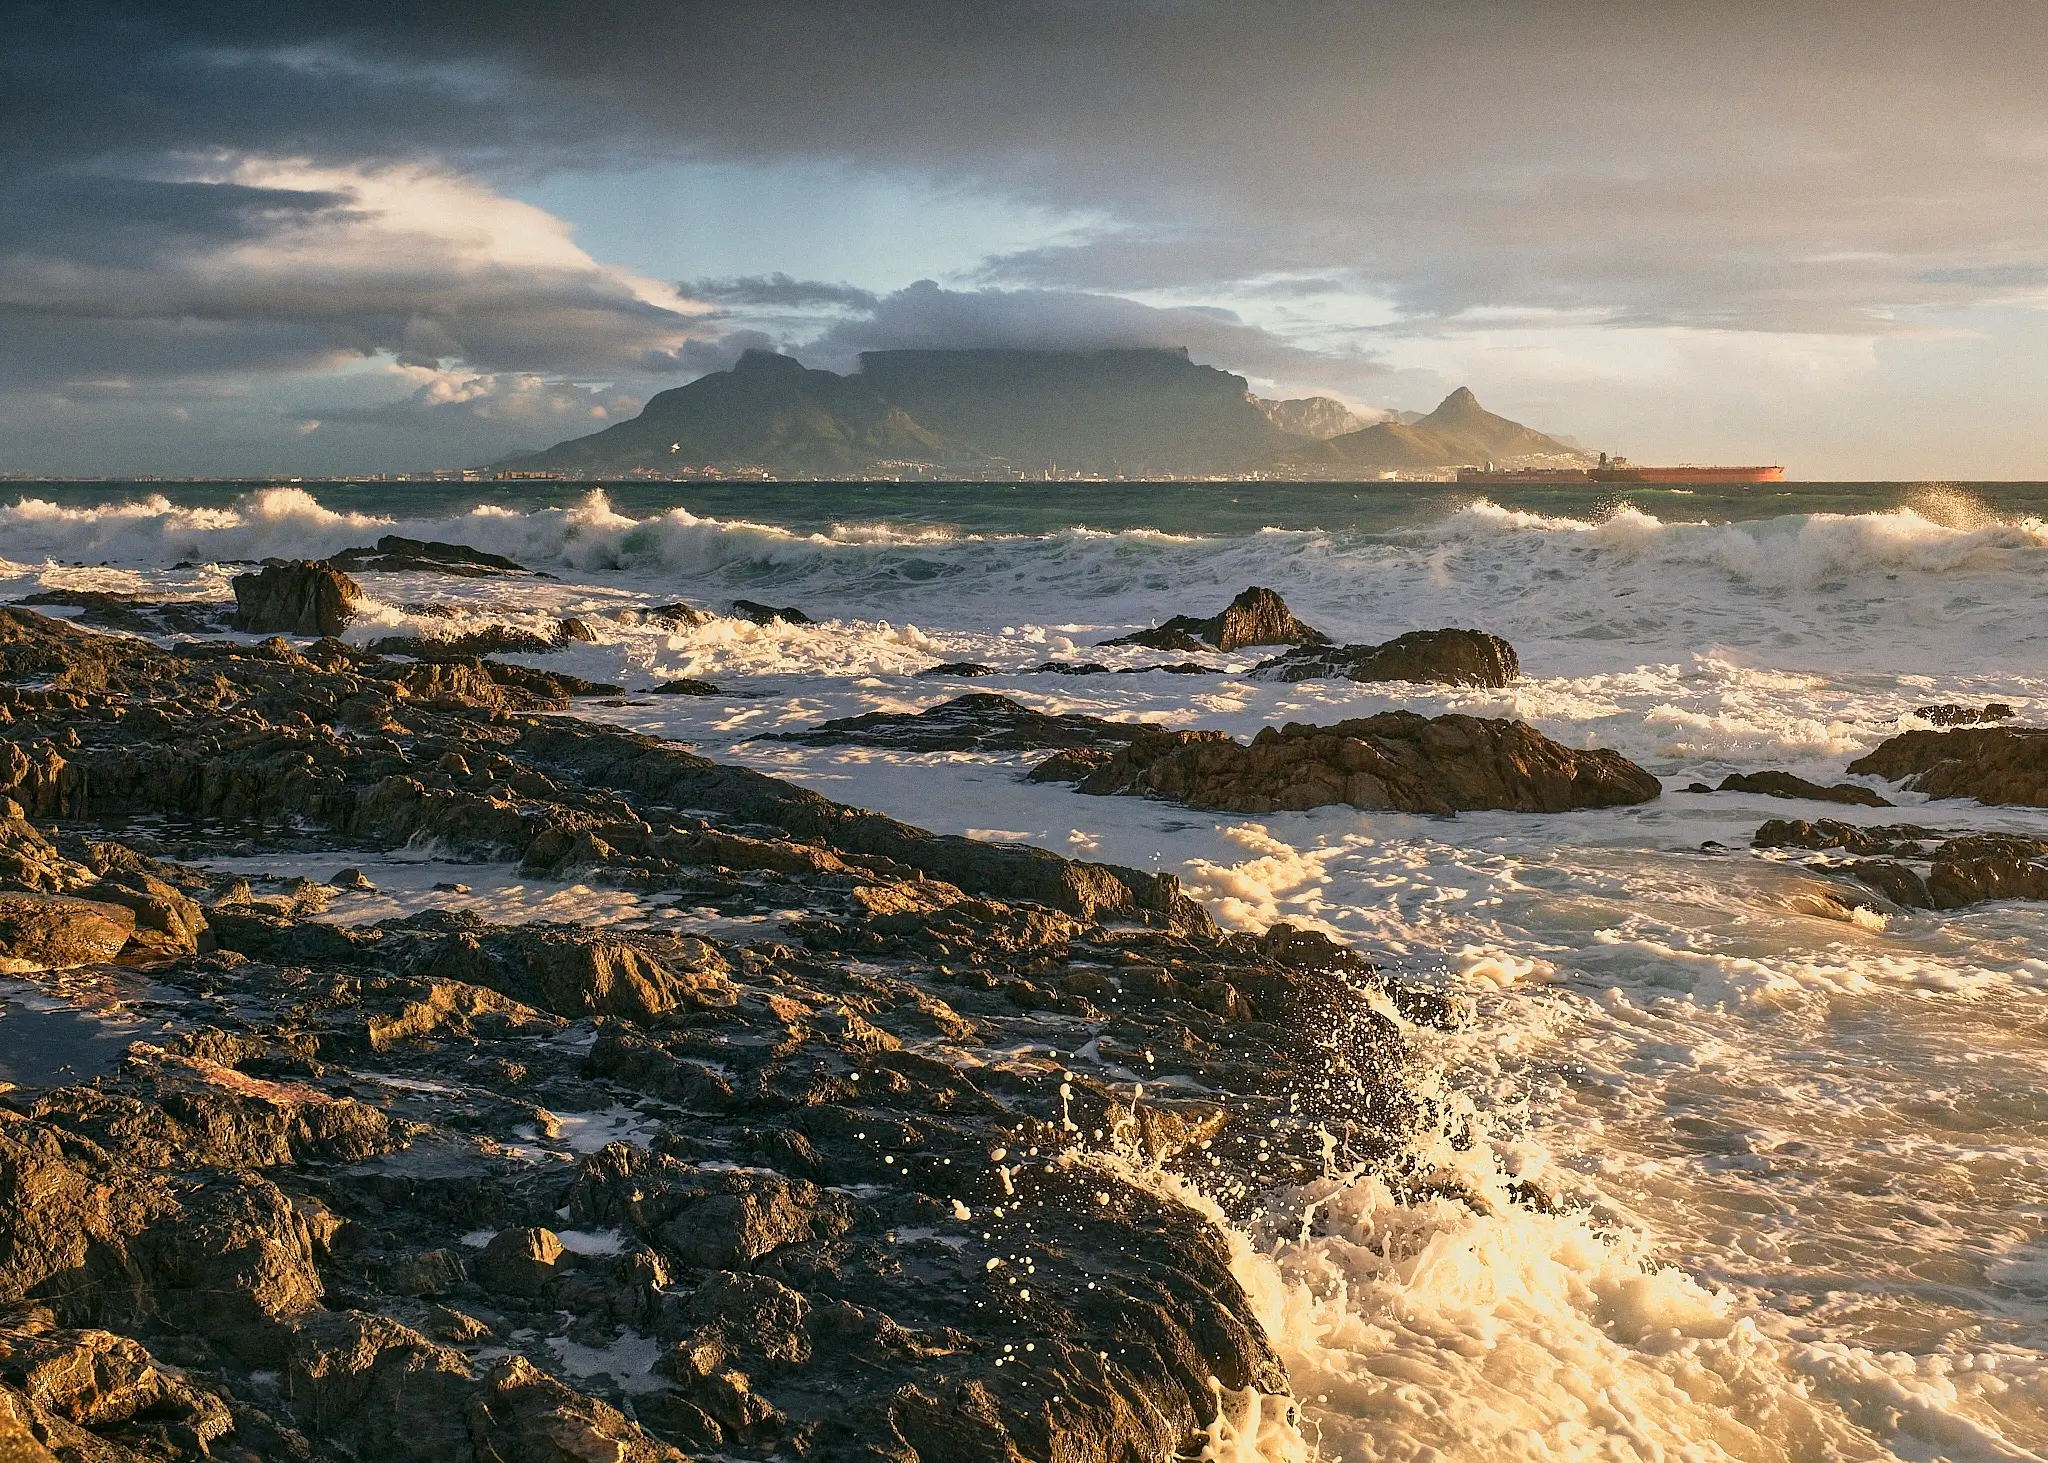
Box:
[507,348,1588,479]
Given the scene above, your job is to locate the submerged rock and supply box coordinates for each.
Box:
[1848,727,2048,806]
[650,677,721,696]
[1035,710,1661,814]
[230,560,363,637]
[1717,771,1892,807]
[1253,628,1520,687]
[761,692,1143,754]
[1102,585,1326,653]
[1755,817,2048,909]
[916,661,994,678]
[12,590,226,637]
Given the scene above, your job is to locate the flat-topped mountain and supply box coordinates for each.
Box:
[508,349,1585,479]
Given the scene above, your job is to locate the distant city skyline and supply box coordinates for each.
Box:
[8,2,2048,479]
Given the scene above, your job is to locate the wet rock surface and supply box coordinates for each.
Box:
[1032,711,1661,815]
[11,592,228,638]
[762,694,1144,754]
[1848,727,2048,806]
[1716,771,1893,807]
[331,538,527,577]
[1251,629,1520,688]
[730,601,812,627]
[1101,586,1325,654]
[230,563,363,639]
[0,606,1446,1460]
[1755,818,2048,909]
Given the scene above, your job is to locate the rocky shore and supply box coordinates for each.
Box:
[0,607,1462,1462]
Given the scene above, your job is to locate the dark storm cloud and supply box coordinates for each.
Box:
[686,276,881,312]
[27,0,2048,342]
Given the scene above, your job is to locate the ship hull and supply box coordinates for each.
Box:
[1456,466,1784,486]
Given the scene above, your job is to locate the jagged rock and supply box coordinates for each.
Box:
[1037,710,1661,815]
[0,605,1471,1459]
[1755,818,2048,909]
[555,617,599,644]
[0,807,90,893]
[651,678,721,696]
[1717,770,1892,807]
[762,693,1142,754]
[1848,727,2048,806]
[1103,585,1326,653]
[917,661,993,678]
[1914,702,2015,726]
[422,927,737,1023]
[0,893,135,970]
[1253,628,1520,687]
[329,868,373,890]
[477,1227,564,1296]
[331,536,525,576]
[731,600,812,626]
[229,560,363,637]
[1025,660,1111,675]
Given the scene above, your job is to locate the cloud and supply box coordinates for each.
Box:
[799,280,1387,399]
[0,157,715,388]
[686,275,880,312]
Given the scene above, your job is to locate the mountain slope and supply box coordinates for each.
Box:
[509,354,1584,479]
[852,348,1298,474]
[1304,387,1583,470]
[1254,396,1364,440]
[510,351,946,476]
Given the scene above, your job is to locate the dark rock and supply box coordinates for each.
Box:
[916,662,994,678]
[1914,702,2015,726]
[1848,727,2048,806]
[12,590,226,637]
[1254,628,1520,688]
[637,602,715,627]
[1717,771,1893,807]
[1025,661,1111,675]
[229,560,363,637]
[366,625,562,659]
[555,616,599,644]
[1043,711,1662,815]
[1754,818,2048,909]
[1754,818,1945,856]
[760,693,1142,754]
[650,678,721,696]
[427,927,737,1023]
[331,536,526,576]
[731,600,812,626]
[476,1227,564,1295]
[0,604,1476,1458]
[0,893,135,969]
[1102,585,1326,653]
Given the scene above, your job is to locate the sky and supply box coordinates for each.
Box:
[6,1,2048,479]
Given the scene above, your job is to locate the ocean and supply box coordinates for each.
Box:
[5,478,2048,1461]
